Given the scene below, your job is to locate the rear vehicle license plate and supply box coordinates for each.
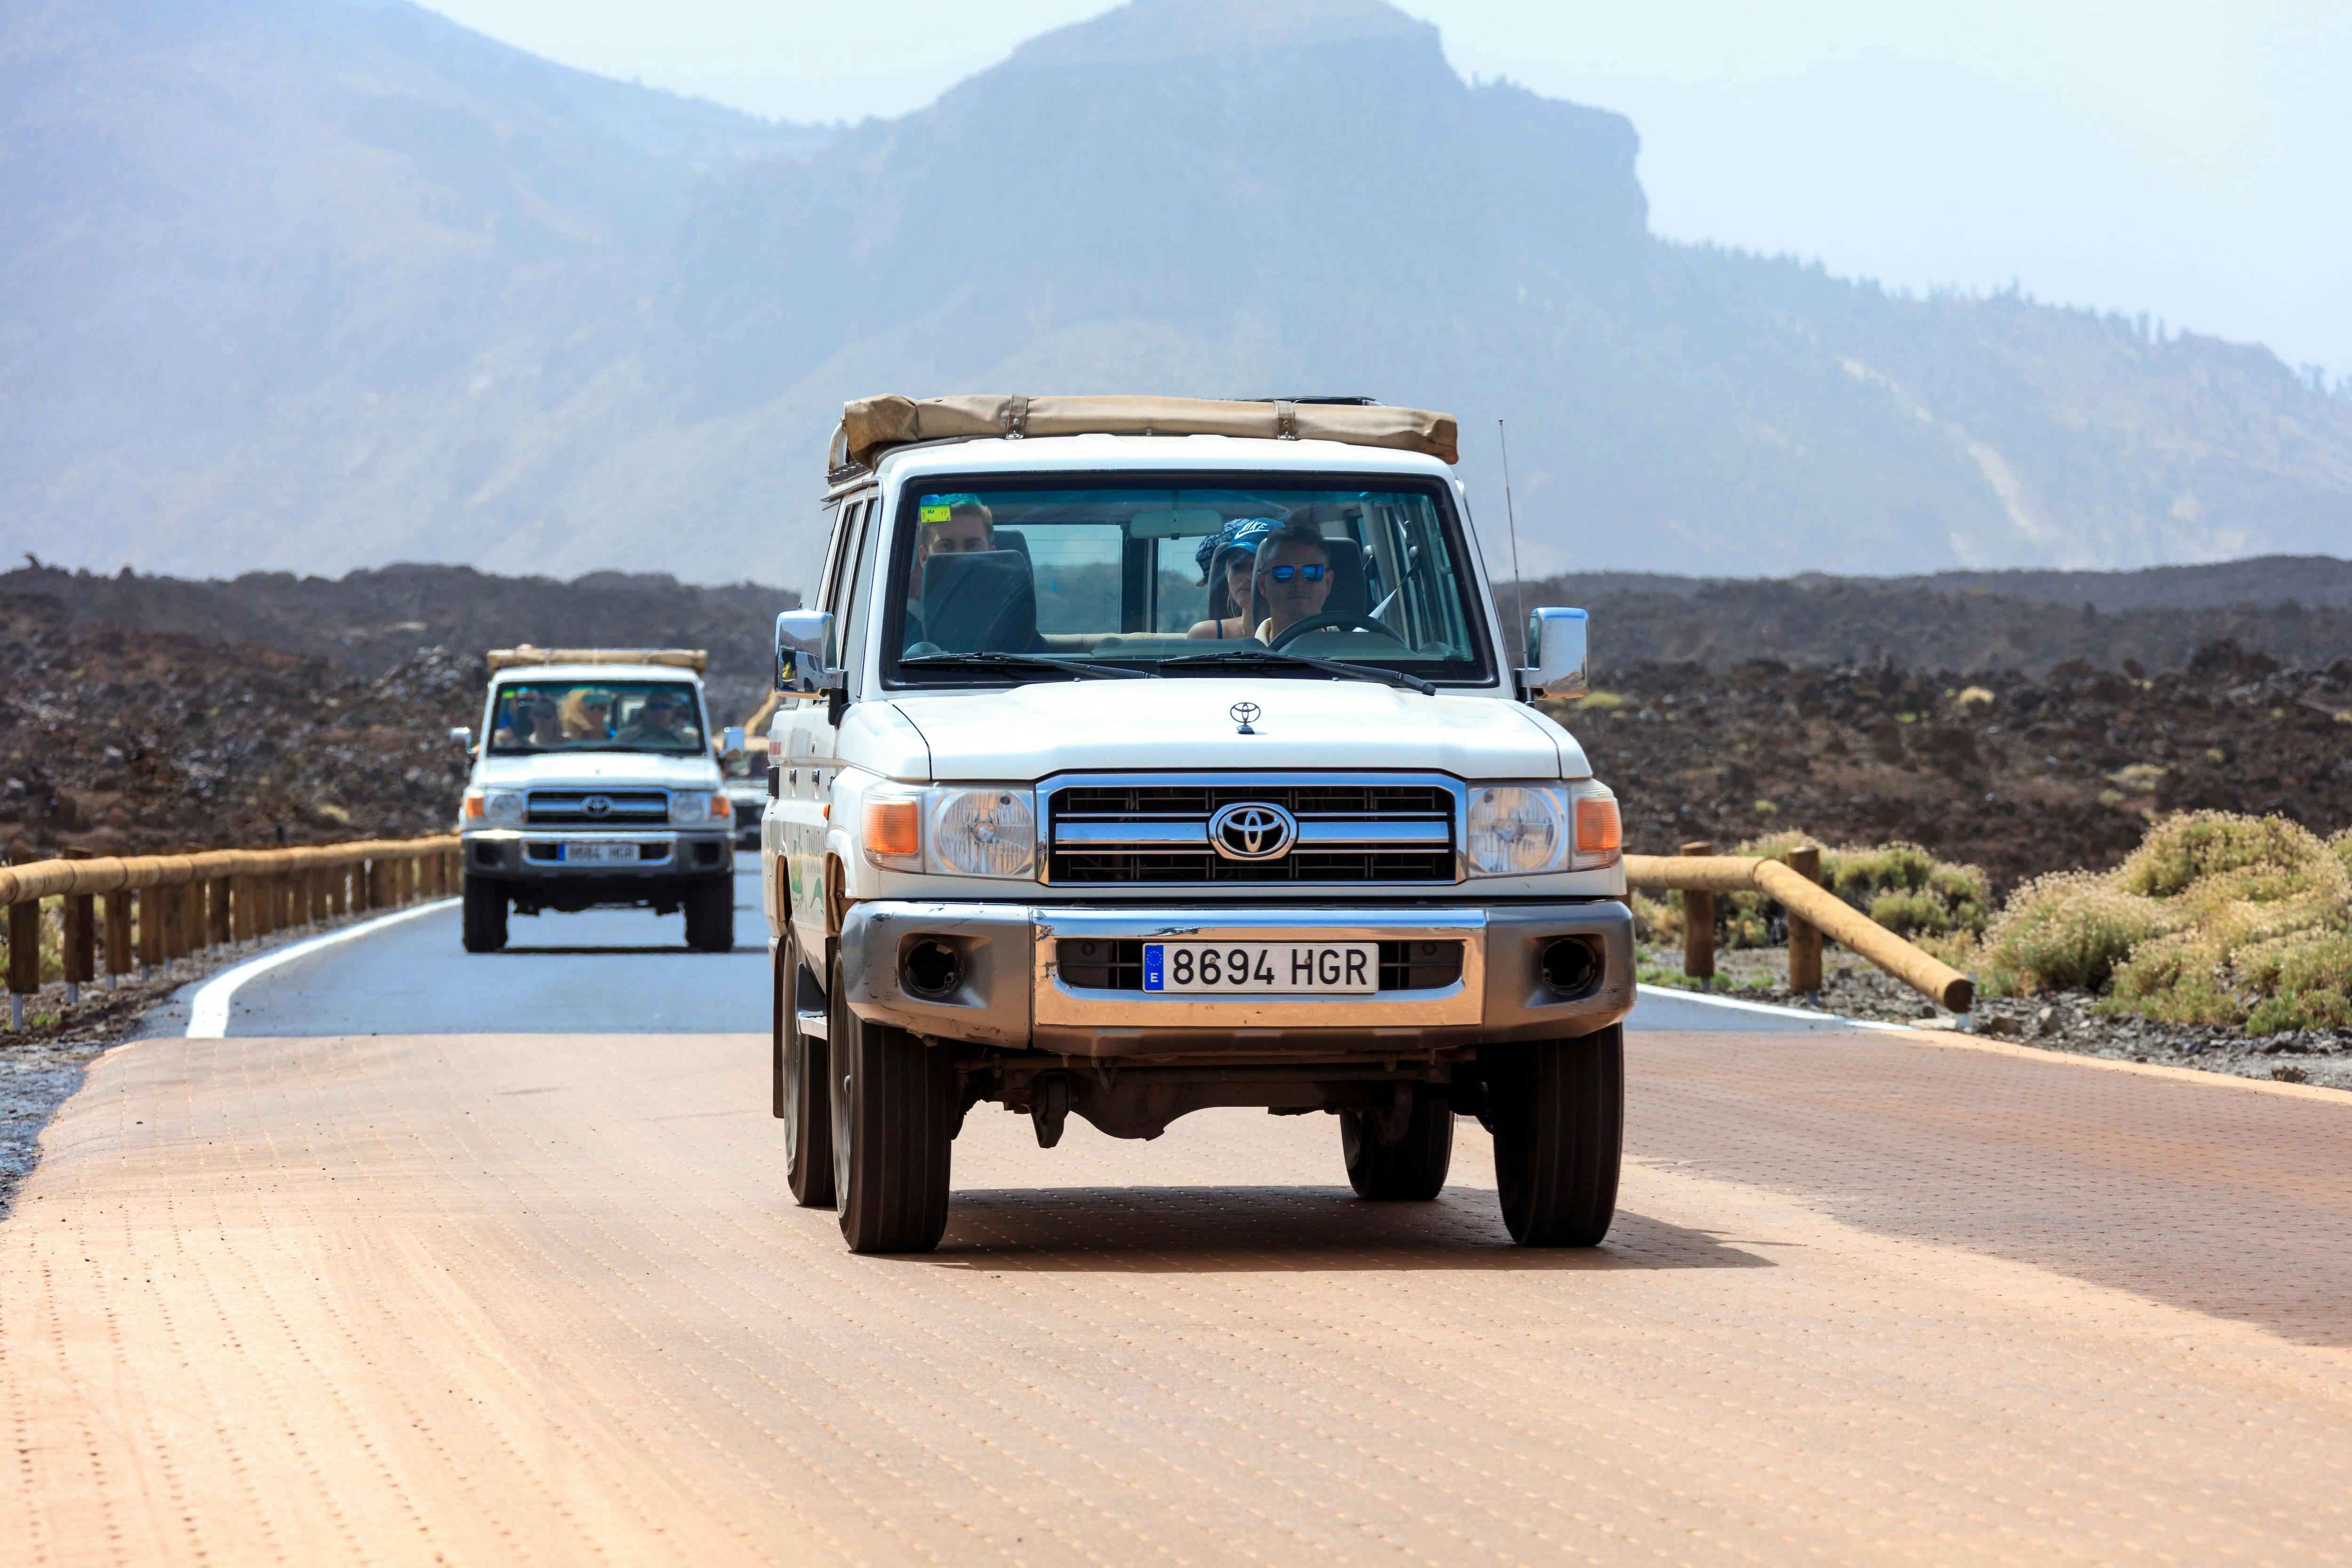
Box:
[1143,942,1376,994]
[559,841,637,865]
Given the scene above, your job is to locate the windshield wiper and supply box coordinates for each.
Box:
[899,651,1155,682]
[1156,649,1438,696]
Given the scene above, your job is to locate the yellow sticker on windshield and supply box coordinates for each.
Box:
[920,503,951,523]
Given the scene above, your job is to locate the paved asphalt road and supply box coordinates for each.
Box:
[12,870,2352,1563]
[177,858,1824,1039]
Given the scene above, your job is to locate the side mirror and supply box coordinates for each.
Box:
[449,726,474,752]
[1523,607,1588,699]
[775,609,843,695]
[720,726,746,758]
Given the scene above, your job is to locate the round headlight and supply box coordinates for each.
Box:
[670,791,709,825]
[1465,785,1566,876]
[484,790,525,826]
[929,788,1035,879]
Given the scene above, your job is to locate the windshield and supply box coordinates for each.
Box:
[486,680,706,754]
[881,479,1493,686]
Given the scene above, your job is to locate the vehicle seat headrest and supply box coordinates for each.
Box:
[921,549,1037,654]
[1317,536,1370,621]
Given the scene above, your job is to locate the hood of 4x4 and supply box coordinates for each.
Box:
[888,679,1585,779]
[473,752,722,790]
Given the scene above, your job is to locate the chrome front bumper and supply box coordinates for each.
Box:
[462,829,733,878]
[839,900,1635,1056]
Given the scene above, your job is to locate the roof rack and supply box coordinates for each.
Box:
[486,646,708,673]
[831,394,1459,475]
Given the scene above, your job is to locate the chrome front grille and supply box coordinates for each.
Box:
[524,788,669,827]
[1043,774,1460,886]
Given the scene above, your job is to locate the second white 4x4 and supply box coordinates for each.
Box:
[763,395,1632,1253]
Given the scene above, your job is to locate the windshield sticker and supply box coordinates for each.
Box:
[919,501,953,523]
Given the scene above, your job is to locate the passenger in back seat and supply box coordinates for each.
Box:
[1185,517,1281,640]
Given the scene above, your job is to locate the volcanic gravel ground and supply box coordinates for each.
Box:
[1651,944,2352,1091]
[1571,640,2352,891]
[0,596,477,855]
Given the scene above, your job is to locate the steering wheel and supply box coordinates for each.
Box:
[1268,613,1409,651]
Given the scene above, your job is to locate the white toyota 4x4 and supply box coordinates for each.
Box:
[763,395,1631,1254]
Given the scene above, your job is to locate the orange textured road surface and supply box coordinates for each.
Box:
[5,1027,2352,1566]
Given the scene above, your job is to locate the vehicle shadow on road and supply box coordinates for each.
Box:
[491,945,729,956]
[925,1187,1773,1272]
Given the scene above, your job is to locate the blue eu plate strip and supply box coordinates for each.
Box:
[1143,943,1165,992]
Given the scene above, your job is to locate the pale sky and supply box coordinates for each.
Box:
[427,0,2352,381]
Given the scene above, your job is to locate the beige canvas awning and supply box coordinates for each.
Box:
[836,394,1460,470]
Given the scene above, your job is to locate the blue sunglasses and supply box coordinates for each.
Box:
[1262,564,1326,583]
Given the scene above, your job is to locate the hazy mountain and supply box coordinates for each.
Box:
[5,0,2347,586]
[0,0,828,572]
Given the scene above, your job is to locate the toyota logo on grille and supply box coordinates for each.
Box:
[1209,802,1297,861]
[581,795,613,817]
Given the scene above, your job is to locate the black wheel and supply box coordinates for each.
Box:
[1340,1094,1454,1200]
[828,948,954,1254]
[1487,1025,1623,1246]
[460,875,508,953]
[777,930,833,1207]
[683,874,735,952]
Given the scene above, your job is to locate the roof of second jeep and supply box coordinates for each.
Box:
[865,433,1461,495]
[833,394,1458,476]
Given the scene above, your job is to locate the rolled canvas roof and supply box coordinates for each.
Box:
[837,394,1460,470]
[487,647,709,673]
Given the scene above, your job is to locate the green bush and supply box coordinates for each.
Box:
[1738,834,1989,944]
[1641,834,1991,954]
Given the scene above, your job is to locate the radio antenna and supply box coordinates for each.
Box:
[1497,419,1528,663]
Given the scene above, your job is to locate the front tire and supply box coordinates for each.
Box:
[829,949,954,1254]
[1487,1026,1623,1247]
[1340,1096,1453,1200]
[460,874,508,953]
[683,873,735,952]
[777,930,833,1207]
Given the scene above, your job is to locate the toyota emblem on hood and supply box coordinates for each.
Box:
[1209,802,1297,861]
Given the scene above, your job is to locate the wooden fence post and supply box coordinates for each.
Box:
[1786,845,1823,995]
[207,875,231,949]
[1680,840,1716,984]
[139,883,168,975]
[104,884,134,986]
[61,851,95,1006]
[7,850,39,1027]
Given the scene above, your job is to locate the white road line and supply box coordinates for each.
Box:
[1634,981,1927,1032]
[186,900,459,1039]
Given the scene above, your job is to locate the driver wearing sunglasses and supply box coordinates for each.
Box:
[1251,523,1334,644]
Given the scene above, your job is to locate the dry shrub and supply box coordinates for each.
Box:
[1629,890,1678,943]
[1981,873,2168,995]
[2241,931,2352,1033]
[1984,811,2352,1031]
[2115,811,2330,900]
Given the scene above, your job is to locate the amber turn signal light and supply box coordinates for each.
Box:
[1574,796,1621,855]
[863,798,921,860]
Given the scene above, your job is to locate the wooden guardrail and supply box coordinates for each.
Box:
[1,836,460,1025]
[1626,846,1975,1013]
